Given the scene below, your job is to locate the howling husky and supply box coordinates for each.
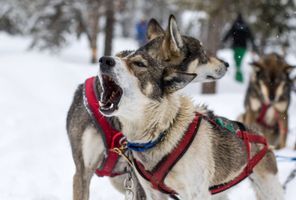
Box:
[67,15,228,200]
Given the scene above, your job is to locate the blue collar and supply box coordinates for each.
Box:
[127,132,165,152]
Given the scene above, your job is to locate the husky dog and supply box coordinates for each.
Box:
[96,51,284,200]
[67,15,228,200]
[240,53,294,149]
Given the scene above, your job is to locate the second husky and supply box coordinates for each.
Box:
[240,53,294,149]
[66,15,228,200]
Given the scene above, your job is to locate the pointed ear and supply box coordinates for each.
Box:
[250,61,263,72]
[163,70,197,93]
[163,15,184,55]
[147,18,165,41]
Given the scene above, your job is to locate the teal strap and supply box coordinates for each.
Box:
[215,118,236,134]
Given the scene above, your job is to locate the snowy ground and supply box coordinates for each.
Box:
[0,33,295,200]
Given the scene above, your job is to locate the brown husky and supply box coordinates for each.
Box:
[240,53,294,149]
[95,51,284,200]
[66,15,228,200]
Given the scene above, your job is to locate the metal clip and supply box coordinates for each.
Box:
[111,147,133,167]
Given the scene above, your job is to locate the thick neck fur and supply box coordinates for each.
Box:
[118,94,197,170]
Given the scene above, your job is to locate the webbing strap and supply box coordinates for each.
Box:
[133,112,268,197]
[84,77,124,177]
[210,131,268,194]
[134,114,202,196]
[256,104,279,130]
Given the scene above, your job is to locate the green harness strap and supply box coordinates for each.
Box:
[215,118,236,134]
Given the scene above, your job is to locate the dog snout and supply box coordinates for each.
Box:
[269,93,275,102]
[99,56,116,68]
[218,58,229,68]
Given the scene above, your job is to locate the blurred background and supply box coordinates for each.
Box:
[2,0,296,92]
[1,0,296,199]
[1,0,296,60]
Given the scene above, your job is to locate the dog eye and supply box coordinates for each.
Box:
[133,61,146,68]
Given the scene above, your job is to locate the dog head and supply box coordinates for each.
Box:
[250,53,294,105]
[97,51,196,117]
[139,15,228,82]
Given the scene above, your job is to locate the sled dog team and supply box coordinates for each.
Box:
[67,15,295,200]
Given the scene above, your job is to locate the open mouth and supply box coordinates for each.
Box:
[99,74,122,115]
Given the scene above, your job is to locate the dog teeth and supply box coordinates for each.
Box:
[99,101,105,107]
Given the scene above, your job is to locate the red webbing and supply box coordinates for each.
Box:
[210,131,268,194]
[134,114,202,196]
[84,77,124,177]
[134,112,268,197]
[256,104,279,129]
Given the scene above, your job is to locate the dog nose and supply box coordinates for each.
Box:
[269,93,275,102]
[99,56,115,67]
[224,61,229,68]
[217,58,229,68]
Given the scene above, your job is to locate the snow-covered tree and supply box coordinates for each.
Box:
[29,0,76,50]
[0,0,35,35]
[28,0,105,63]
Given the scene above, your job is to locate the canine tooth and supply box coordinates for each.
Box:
[99,101,105,107]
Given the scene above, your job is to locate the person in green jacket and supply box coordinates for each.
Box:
[223,14,258,82]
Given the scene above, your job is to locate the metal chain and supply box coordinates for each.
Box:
[124,172,134,200]
[112,146,135,200]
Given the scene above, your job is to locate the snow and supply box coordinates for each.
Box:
[0,33,295,200]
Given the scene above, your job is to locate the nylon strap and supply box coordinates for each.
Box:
[209,130,268,194]
[133,113,268,197]
[133,113,202,196]
[256,104,279,130]
[84,77,125,177]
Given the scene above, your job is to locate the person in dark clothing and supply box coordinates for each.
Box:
[223,14,257,82]
[136,18,148,47]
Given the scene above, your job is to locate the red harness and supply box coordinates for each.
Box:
[84,77,125,177]
[133,113,268,198]
[84,76,268,196]
[256,104,279,129]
